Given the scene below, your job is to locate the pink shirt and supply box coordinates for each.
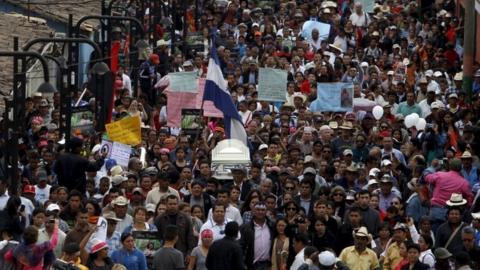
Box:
[425,171,473,207]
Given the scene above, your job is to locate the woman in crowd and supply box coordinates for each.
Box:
[123,206,158,233]
[271,218,290,270]
[111,233,148,270]
[188,229,213,270]
[85,239,114,270]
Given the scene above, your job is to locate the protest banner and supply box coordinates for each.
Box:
[132,231,162,269]
[111,142,132,167]
[358,0,375,13]
[301,20,331,40]
[196,78,224,118]
[166,76,224,127]
[167,71,198,93]
[100,140,132,167]
[257,68,288,102]
[105,116,141,146]
[310,83,354,112]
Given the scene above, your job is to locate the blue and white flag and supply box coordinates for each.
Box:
[203,46,247,145]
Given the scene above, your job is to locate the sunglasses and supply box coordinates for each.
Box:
[333,193,344,196]
[323,150,331,153]
[285,186,294,190]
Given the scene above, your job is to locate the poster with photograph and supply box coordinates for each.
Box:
[181,109,203,135]
[132,231,162,268]
[71,105,95,136]
[309,83,354,112]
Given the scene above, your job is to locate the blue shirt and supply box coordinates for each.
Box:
[111,248,148,270]
[473,81,480,94]
[462,166,479,188]
[396,101,422,116]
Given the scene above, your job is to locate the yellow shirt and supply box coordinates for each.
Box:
[339,246,379,270]
[383,241,402,270]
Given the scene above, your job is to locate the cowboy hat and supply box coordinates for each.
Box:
[446,193,467,206]
[461,151,473,159]
[354,226,372,241]
[339,121,354,130]
[292,92,307,103]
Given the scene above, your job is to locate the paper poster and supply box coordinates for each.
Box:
[111,142,132,167]
[181,109,203,135]
[100,140,113,157]
[85,217,108,252]
[358,0,375,13]
[99,140,131,167]
[301,20,331,40]
[309,83,354,112]
[168,71,198,93]
[132,231,162,269]
[257,68,288,102]
[71,105,95,137]
[105,116,141,145]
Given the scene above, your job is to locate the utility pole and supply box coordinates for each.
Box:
[463,0,475,102]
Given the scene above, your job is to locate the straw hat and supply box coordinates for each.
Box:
[446,193,467,206]
[354,226,372,241]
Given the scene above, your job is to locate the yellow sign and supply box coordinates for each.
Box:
[105,116,141,146]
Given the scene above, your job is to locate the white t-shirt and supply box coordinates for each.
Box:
[349,12,370,27]
[207,204,243,225]
[35,184,51,204]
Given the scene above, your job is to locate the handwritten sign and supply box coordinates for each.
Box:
[168,71,198,93]
[358,0,375,13]
[309,83,354,112]
[301,20,331,40]
[111,142,132,167]
[257,68,288,102]
[100,140,131,167]
[105,116,141,145]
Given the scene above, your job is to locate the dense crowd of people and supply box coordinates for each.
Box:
[1,0,480,269]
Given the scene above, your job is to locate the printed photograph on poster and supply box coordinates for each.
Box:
[181,109,203,135]
[340,87,353,108]
[71,105,95,136]
[310,83,354,112]
[132,231,162,268]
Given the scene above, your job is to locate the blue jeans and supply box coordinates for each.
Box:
[430,206,448,233]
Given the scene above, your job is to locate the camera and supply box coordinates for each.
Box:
[52,259,81,270]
